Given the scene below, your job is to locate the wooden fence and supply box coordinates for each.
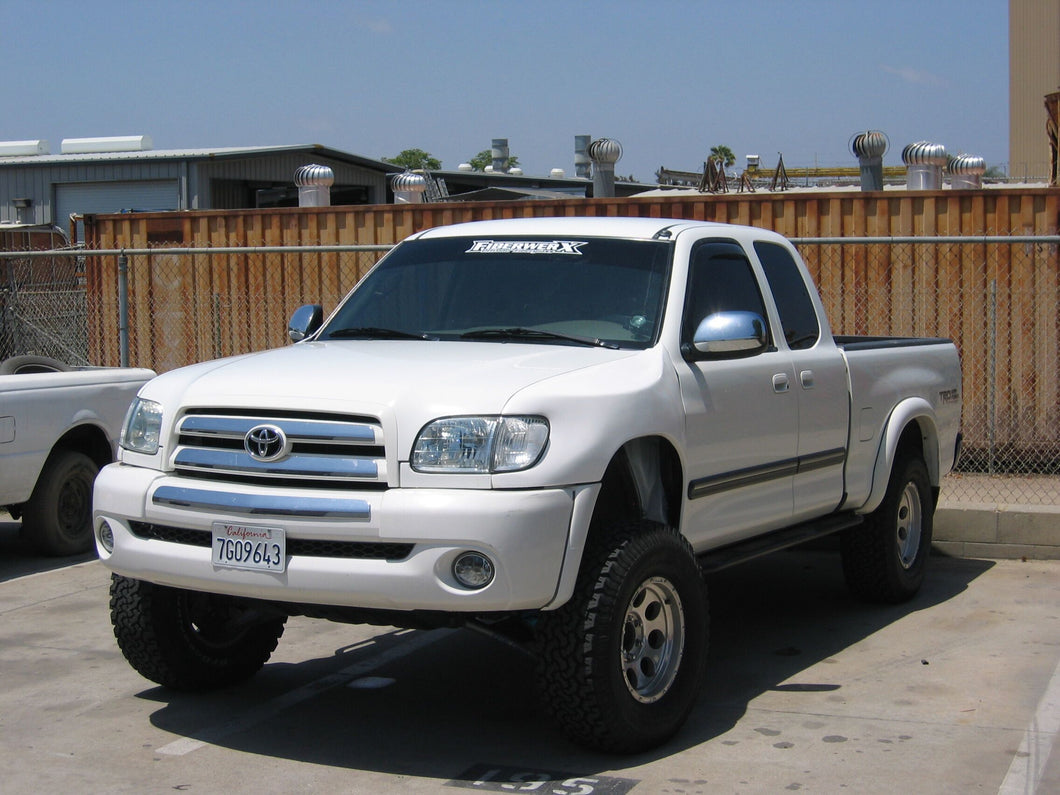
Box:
[82,188,1060,468]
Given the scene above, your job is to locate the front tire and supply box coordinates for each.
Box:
[535,521,709,753]
[110,574,286,690]
[842,455,934,603]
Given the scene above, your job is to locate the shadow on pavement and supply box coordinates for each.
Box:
[145,549,996,781]
[0,516,97,582]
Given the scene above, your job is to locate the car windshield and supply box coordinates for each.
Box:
[320,235,673,350]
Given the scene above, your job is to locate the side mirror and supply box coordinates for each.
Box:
[288,304,323,342]
[690,311,768,357]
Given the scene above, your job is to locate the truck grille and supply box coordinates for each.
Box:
[173,409,387,489]
[129,521,413,561]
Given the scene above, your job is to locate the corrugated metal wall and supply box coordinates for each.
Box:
[0,153,389,232]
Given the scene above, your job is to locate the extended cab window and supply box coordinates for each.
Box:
[682,240,769,345]
[754,241,820,350]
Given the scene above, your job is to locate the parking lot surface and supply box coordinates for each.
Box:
[2,516,1059,794]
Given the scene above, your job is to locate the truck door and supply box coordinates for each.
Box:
[754,240,849,521]
[677,240,798,550]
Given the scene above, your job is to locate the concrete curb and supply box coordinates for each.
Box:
[934,503,1060,560]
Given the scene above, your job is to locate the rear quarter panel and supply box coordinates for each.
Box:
[839,341,961,511]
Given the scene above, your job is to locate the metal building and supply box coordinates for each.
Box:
[0,139,399,239]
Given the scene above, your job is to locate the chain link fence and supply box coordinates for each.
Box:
[2,236,1057,506]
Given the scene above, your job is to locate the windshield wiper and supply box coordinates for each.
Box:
[460,327,619,350]
[326,326,437,341]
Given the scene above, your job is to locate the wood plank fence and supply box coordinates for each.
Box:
[82,188,1060,469]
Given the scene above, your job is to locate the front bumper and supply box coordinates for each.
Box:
[93,463,598,613]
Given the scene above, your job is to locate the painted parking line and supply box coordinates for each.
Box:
[157,627,453,756]
[999,654,1060,794]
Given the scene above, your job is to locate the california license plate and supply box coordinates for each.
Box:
[211,522,286,572]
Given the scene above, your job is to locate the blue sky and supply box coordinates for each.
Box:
[1,0,1008,182]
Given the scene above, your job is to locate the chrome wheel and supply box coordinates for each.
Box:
[895,480,923,570]
[622,575,686,703]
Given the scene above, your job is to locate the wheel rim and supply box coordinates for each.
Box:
[183,592,253,652]
[56,473,91,539]
[621,575,686,703]
[895,480,923,569]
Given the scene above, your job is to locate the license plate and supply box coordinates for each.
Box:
[211,522,286,572]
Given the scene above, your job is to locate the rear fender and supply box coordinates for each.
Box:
[861,397,940,514]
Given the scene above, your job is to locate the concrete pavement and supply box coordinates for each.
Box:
[2,520,1059,794]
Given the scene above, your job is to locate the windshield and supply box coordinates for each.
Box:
[320,235,672,349]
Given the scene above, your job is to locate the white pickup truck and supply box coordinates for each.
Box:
[1,359,154,555]
[94,217,961,752]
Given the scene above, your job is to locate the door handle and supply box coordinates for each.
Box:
[801,370,815,389]
[772,373,790,393]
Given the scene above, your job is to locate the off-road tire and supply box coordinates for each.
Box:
[535,520,709,753]
[109,574,286,690]
[23,449,98,556]
[842,455,934,603]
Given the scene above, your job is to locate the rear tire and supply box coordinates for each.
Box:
[535,521,709,753]
[109,574,286,690]
[842,456,934,603]
[23,450,98,556]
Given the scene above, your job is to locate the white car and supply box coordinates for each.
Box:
[94,217,961,752]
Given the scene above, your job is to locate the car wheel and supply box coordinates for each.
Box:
[842,455,934,603]
[110,574,287,690]
[23,449,98,556]
[535,520,709,753]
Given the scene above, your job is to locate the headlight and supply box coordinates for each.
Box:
[411,416,548,473]
[121,397,163,455]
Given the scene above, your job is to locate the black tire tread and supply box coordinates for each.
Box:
[109,574,285,690]
[535,520,708,753]
[842,456,933,604]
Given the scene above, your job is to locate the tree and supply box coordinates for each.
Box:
[709,145,736,168]
[383,148,441,171]
[468,149,520,172]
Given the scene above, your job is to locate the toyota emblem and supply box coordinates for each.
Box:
[244,424,290,462]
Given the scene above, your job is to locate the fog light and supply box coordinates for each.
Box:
[97,519,114,553]
[453,552,495,589]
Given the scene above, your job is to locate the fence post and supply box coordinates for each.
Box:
[118,251,129,368]
[988,278,997,475]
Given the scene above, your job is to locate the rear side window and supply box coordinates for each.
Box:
[754,241,820,350]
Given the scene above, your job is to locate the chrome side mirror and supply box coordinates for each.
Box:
[690,311,768,357]
[288,304,323,342]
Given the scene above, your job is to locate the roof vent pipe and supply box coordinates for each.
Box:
[948,154,986,189]
[491,138,509,173]
[294,163,334,207]
[587,137,622,198]
[391,170,427,203]
[851,130,888,191]
[574,135,592,179]
[902,141,947,190]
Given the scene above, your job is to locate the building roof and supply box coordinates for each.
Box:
[0,143,401,172]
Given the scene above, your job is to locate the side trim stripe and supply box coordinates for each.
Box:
[688,447,846,500]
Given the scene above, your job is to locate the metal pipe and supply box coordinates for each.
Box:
[118,252,129,367]
[988,279,997,475]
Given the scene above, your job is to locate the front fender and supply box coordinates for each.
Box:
[860,397,940,515]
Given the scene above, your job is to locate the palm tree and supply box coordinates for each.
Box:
[709,145,736,168]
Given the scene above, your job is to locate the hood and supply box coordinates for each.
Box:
[144,339,640,422]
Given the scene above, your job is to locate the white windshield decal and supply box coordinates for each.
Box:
[465,240,587,255]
